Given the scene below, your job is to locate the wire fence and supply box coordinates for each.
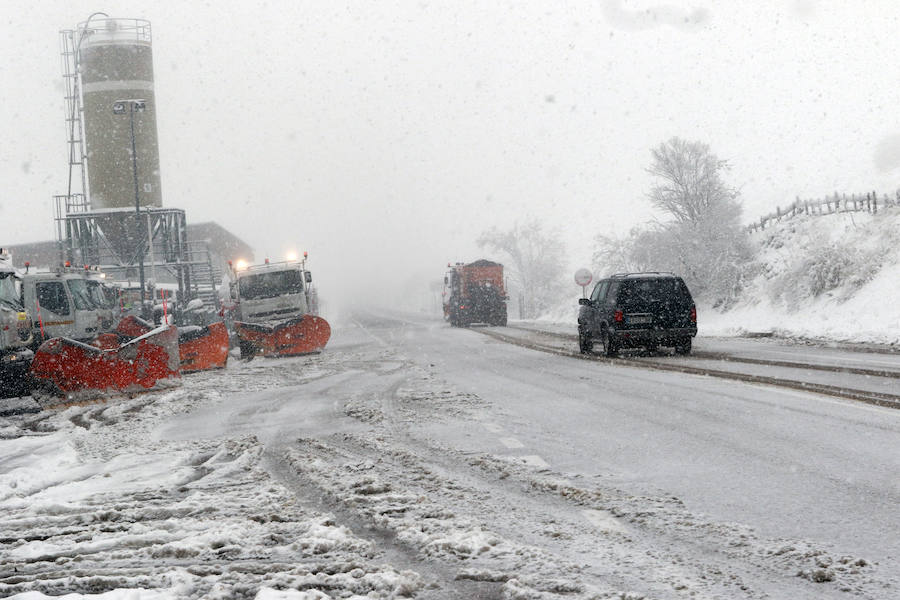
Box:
[747,190,900,233]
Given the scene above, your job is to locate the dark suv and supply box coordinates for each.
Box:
[577,273,697,356]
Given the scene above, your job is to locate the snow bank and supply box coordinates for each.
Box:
[704,208,900,344]
[537,207,900,345]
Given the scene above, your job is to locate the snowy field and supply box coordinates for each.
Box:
[1,314,898,599]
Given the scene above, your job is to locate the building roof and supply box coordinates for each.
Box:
[186,222,254,264]
[5,221,253,269]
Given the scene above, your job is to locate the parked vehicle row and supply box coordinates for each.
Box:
[1,250,330,403]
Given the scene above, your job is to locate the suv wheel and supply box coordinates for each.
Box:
[578,326,593,354]
[674,337,692,355]
[601,329,618,358]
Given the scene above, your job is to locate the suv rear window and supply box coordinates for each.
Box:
[617,278,692,310]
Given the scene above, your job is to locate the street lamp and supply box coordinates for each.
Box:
[112,98,149,319]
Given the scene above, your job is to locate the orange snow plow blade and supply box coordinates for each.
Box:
[234,315,331,357]
[30,325,180,397]
[116,315,155,338]
[178,322,229,372]
[117,316,229,372]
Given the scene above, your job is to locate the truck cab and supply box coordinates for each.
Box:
[22,266,117,344]
[232,260,313,324]
[85,270,120,331]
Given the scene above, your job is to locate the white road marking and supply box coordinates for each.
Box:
[520,455,549,469]
[582,509,628,533]
[746,383,900,416]
[482,422,504,433]
[499,437,524,449]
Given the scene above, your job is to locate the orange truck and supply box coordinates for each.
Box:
[443,259,507,327]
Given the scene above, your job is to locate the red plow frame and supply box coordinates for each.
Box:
[30,325,180,397]
[118,316,229,372]
[233,315,330,358]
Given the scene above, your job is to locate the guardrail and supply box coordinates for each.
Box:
[748,190,899,233]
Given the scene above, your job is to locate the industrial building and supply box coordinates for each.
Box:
[6,221,253,279]
[51,15,228,313]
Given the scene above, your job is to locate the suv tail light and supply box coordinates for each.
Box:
[690,306,697,323]
[614,310,624,323]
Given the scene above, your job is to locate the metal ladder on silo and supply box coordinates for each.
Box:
[58,28,89,215]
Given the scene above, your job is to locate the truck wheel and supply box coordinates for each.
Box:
[578,327,593,354]
[601,329,618,358]
[674,337,692,355]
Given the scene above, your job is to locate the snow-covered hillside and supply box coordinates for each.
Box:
[539,207,900,346]
[703,207,900,345]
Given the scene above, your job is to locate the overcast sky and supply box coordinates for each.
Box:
[2,1,899,302]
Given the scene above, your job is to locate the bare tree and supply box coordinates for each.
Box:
[592,138,754,306]
[645,138,751,304]
[477,220,566,319]
[592,227,657,276]
[648,137,740,226]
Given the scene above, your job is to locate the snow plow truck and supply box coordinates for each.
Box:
[443,260,507,327]
[0,250,34,397]
[228,255,330,359]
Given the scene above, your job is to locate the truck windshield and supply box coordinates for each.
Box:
[102,285,120,309]
[67,279,97,310]
[239,270,304,300]
[0,273,23,310]
[87,280,116,309]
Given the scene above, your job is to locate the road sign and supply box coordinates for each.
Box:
[574,268,592,287]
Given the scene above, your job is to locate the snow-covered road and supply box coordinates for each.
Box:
[1,312,898,599]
